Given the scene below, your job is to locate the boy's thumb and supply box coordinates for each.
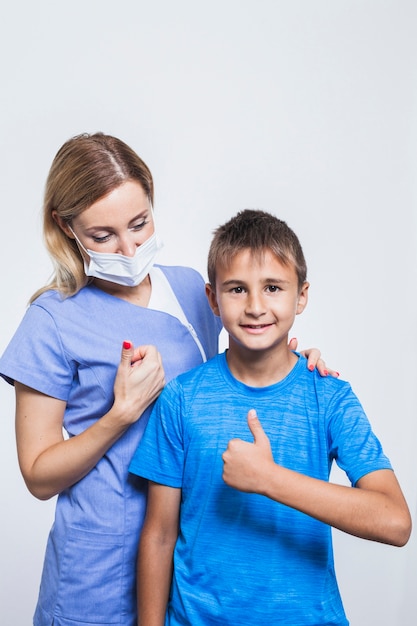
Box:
[247,409,266,443]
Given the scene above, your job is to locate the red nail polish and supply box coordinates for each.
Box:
[123,341,132,350]
[308,364,314,371]
[324,370,329,376]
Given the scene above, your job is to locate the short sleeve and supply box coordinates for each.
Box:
[327,383,392,486]
[129,379,185,487]
[0,302,74,400]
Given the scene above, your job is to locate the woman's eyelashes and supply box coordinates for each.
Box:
[89,220,149,244]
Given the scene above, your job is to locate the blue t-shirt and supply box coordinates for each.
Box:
[129,352,392,626]
[0,265,222,626]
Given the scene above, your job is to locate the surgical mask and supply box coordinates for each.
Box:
[70,227,163,287]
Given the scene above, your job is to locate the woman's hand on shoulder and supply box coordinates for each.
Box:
[288,338,339,378]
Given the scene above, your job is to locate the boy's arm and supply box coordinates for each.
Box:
[222,410,411,547]
[137,481,181,626]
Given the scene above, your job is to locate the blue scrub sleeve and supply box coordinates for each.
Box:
[0,303,74,400]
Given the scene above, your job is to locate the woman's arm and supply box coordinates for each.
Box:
[137,482,181,626]
[15,341,165,500]
[222,410,411,547]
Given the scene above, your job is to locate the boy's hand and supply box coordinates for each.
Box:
[222,410,274,494]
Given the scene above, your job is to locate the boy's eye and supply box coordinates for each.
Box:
[266,285,280,293]
[231,286,245,294]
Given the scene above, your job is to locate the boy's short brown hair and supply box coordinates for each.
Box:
[207,209,307,290]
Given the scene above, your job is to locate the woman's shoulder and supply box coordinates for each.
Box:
[31,284,105,310]
[156,264,205,284]
[155,264,208,303]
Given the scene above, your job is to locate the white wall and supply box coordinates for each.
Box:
[1,1,416,624]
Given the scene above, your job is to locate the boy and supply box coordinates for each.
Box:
[129,209,411,625]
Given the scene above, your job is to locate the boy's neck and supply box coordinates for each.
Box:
[225,342,298,387]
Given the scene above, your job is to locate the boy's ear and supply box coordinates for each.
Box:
[205,283,220,316]
[296,281,309,315]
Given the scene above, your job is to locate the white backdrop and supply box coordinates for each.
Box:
[1,1,416,624]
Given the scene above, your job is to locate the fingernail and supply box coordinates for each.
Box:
[123,341,132,350]
[290,337,296,343]
[308,364,314,371]
[324,369,329,376]
[335,372,340,378]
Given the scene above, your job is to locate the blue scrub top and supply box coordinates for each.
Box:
[0,264,221,626]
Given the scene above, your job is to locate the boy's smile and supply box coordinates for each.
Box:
[206,248,309,382]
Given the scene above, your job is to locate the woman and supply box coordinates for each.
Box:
[0,132,327,625]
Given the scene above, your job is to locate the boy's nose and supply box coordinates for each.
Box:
[245,293,265,316]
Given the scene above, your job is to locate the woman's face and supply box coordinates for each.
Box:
[69,180,154,257]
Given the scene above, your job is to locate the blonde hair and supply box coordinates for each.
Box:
[31,133,154,302]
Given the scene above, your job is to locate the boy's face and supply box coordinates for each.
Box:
[206,248,309,356]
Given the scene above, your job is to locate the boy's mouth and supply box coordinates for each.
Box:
[241,323,273,331]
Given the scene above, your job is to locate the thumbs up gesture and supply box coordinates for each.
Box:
[222,409,274,493]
